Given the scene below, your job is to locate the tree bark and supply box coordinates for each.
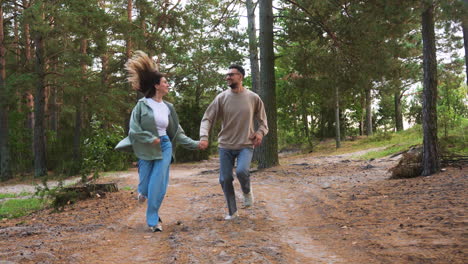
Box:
[33,31,47,177]
[257,0,278,169]
[365,87,373,136]
[421,0,440,176]
[0,5,12,180]
[394,91,404,131]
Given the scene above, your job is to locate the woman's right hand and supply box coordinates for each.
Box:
[152,138,160,145]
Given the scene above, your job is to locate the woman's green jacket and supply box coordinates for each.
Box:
[115,98,199,161]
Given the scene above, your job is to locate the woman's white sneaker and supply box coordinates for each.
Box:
[138,193,146,204]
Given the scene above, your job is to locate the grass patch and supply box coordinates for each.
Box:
[121,186,133,191]
[357,120,467,160]
[0,198,48,219]
[0,192,33,199]
[300,120,466,161]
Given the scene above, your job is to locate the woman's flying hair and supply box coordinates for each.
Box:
[125,50,163,98]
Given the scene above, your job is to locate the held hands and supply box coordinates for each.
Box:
[249,132,263,147]
[199,140,209,150]
[152,138,161,145]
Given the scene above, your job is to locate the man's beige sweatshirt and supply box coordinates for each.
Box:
[200,88,268,150]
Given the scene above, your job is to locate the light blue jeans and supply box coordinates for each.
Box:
[137,135,172,227]
[218,147,254,215]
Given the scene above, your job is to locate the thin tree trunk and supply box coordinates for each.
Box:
[365,87,373,136]
[49,59,58,132]
[300,92,312,147]
[335,85,341,148]
[14,4,20,64]
[0,5,11,180]
[421,0,440,176]
[394,91,404,131]
[462,6,468,86]
[126,0,133,60]
[360,92,365,136]
[98,1,110,87]
[23,0,32,67]
[33,31,47,177]
[257,0,278,169]
[246,0,260,93]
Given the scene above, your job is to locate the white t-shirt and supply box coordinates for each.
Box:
[146,98,169,136]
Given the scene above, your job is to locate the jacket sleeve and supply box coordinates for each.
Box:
[199,96,220,141]
[128,103,157,144]
[175,125,199,150]
[255,96,269,136]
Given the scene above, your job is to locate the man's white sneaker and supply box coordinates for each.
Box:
[224,211,239,220]
[243,191,254,207]
[138,193,146,204]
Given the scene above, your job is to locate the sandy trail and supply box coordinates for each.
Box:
[1,148,465,263]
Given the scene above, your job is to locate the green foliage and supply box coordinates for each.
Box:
[439,119,468,156]
[81,115,131,179]
[438,68,467,137]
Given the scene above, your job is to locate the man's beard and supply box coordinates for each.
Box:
[229,82,238,89]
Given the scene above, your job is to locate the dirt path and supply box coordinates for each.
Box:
[0,149,466,263]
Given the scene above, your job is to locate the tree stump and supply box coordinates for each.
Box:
[53,183,118,211]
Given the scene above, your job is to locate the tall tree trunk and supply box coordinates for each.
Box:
[22,0,34,137]
[335,85,341,148]
[365,87,373,136]
[73,39,88,171]
[33,31,47,177]
[421,0,440,176]
[258,0,278,169]
[0,5,11,181]
[246,0,260,93]
[247,0,262,162]
[394,91,404,131]
[462,2,468,86]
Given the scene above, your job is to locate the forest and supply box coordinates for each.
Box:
[0,0,466,181]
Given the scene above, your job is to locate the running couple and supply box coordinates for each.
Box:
[116,51,268,232]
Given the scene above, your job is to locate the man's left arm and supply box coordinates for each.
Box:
[255,97,269,137]
[249,96,268,147]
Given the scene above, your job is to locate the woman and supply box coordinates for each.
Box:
[116,51,200,232]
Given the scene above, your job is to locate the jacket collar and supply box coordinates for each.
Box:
[139,97,172,107]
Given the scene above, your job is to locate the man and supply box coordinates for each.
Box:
[199,64,268,220]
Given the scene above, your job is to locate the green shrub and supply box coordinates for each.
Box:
[81,115,132,179]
